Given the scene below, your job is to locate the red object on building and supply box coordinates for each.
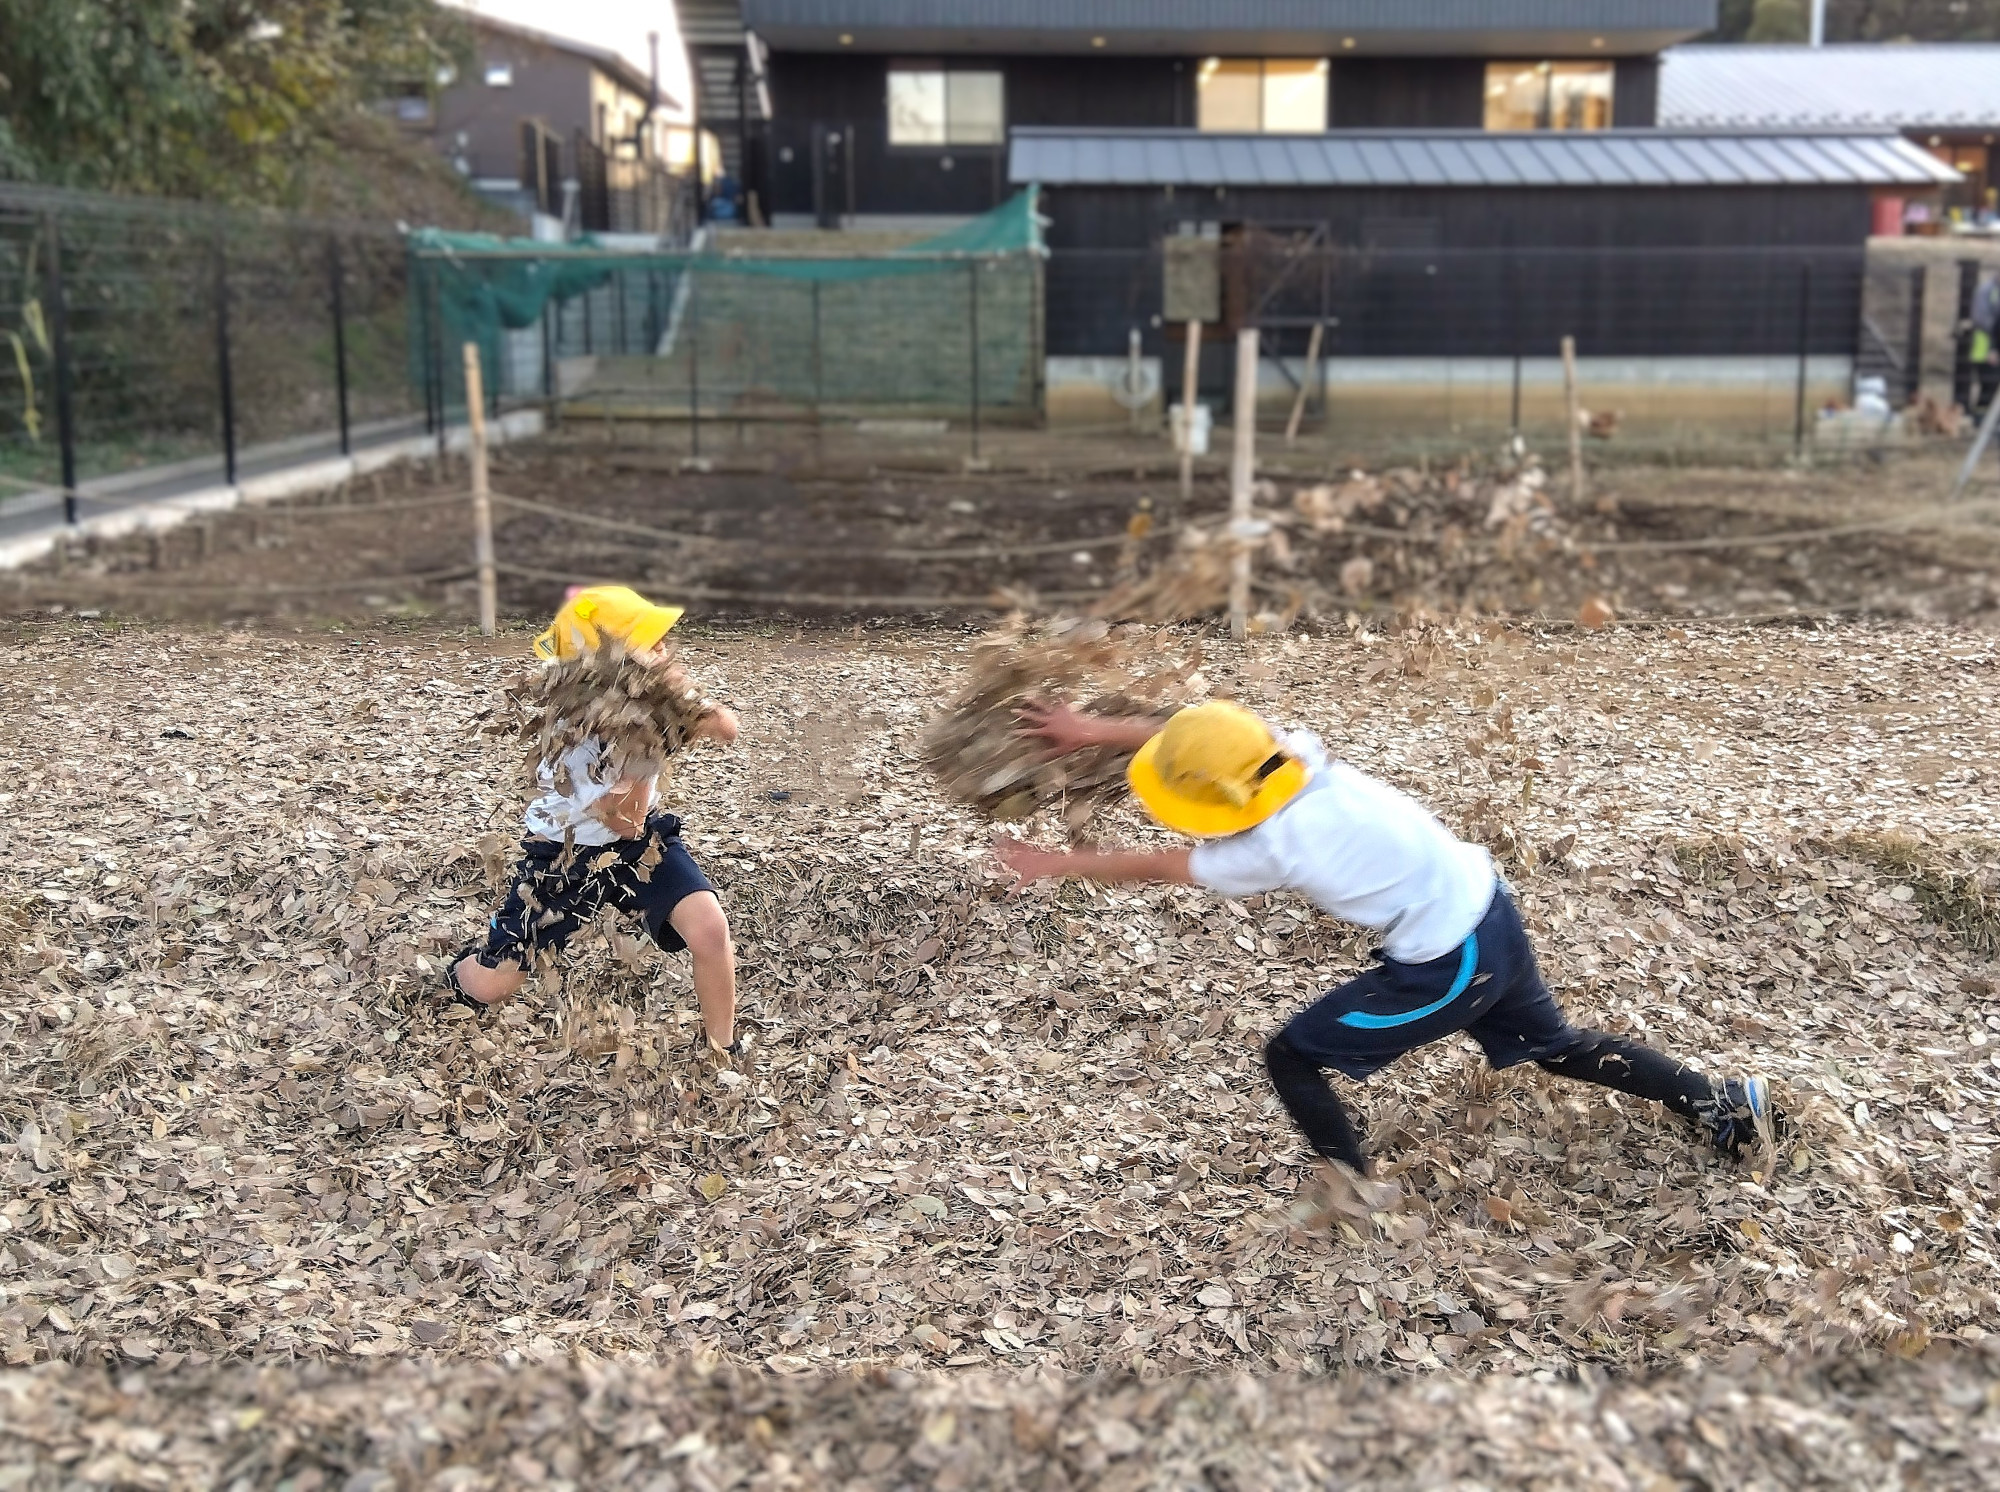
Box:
[1872,196,1906,236]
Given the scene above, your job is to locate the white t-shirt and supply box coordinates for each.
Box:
[1187,731,1496,964]
[523,738,658,847]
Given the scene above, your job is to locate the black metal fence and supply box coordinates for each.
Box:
[1040,240,1984,456]
[0,184,418,518]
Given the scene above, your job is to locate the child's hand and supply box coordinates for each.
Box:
[698,705,740,745]
[993,834,1069,891]
[1015,699,1097,758]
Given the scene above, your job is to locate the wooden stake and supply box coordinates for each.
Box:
[1229,327,1259,642]
[1179,319,1202,503]
[1285,322,1324,447]
[462,342,498,637]
[1561,334,1585,502]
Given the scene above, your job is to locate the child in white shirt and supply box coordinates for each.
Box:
[997,699,1771,1177]
[449,587,742,1053]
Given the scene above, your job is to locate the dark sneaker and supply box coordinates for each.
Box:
[1696,1075,1773,1159]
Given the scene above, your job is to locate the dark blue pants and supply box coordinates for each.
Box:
[1263,890,1713,1170]
[1282,889,1575,1080]
[474,812,715,969]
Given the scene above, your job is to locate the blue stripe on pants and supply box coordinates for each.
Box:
[1337,933,1479,1029]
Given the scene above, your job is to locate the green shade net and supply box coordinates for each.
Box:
[409,188,1045,420]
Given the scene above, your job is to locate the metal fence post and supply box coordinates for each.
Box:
[1792,262,1812,456]
[431,261,448,460]
[688,275,701,460]
[1903,265,1927,407]
[541,300,556,415]
[811,279,824,458]
[328,237,351,457]
[214,245,237,486]
[968,261,981,462]
[42,213,78,522]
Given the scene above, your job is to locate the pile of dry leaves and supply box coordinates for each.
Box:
[0,616,1996,1417]
[922,615,1203,833]
[5,1344,1997,1490]
[504,643,716,795]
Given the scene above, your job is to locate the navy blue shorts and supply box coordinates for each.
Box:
[474,811,715,970]
[1279,889,1579,1080]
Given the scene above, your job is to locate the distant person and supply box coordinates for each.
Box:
[1973,272,2000,418]
[447,586,743,1054]
[996,700,1775,1190]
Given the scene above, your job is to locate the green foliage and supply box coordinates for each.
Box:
[1710,0,2000,40]
[1746,0,1810,41]
[0,1,470,205]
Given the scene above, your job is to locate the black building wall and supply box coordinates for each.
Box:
[762,51,1189,216]
[759,50,1662,217]
[1041,183,1873,364]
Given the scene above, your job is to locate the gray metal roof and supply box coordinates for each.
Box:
[1008,127,1961,188]
[739,1,1714,56]
[1662,44,2000,131]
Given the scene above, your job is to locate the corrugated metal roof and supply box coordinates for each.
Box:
[741,0,1712,29]
[1008,127,1961,188]
[738,0,1712,54]
[1661,44,2000,131]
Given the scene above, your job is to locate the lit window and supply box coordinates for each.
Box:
[484,62,514,88]
[1197,59,1327,134]
[1484,62,1613,131]
[889,67,1005,146]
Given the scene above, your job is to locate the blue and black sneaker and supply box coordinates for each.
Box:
[1696,1075,1774,1159]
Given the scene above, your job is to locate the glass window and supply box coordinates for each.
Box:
[484,62,514,88]
[889,67,1004,146]
[1484,62,1614,131]
[1198,59,1327,133]
[1262,60,1328,133]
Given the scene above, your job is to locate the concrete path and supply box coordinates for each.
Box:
[0,411,545,569]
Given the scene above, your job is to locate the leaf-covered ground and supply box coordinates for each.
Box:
[6,1346,1999,1490]
[1,617,1996,1429]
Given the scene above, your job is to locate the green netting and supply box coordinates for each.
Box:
[408,189,1044,420]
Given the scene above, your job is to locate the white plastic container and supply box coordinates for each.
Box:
[1170,402,1212,455]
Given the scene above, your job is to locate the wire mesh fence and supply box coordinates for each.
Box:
[1040,239,1996,462]
[0,184,418,515]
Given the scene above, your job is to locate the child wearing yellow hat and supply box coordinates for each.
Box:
[449,586,744,1052]
[998,699,1771,1178]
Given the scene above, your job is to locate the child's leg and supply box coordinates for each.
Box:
[1533,1030,1713,1117]
[613,814,737,1050]
[1263,1030,1369,1172]
[451,842,599,1008]
[668,892,736,1049]
[1466,894,1770,1153]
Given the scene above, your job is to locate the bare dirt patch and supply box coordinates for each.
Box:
[7,444,1999,629]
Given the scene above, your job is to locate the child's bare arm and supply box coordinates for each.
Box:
[589,777,654,839]
[994,836,1193,889]
[695,704,740,744]
[1017,700,1163,757]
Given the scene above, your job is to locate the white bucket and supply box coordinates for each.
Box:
[1170,402,1212,455]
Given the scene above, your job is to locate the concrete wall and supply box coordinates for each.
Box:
[1048,353,1854,448]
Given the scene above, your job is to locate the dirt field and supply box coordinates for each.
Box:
[4,437,2000,1485]
[7,438,1999,630]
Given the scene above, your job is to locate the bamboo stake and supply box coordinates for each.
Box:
[1285,322,1324,446]
[1229,327,1259,642]
[1562,334,1585,502]
[1179,319,1202,503]
[462,342,498,637]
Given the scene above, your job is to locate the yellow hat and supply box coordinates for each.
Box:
[532,585,685,660]
[1127,701,1308,837]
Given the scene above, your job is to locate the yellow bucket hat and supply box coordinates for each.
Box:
[1127,701,1308,837]
[532,585,685,661]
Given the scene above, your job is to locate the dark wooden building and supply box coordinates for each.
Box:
[682,1,1959,389]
